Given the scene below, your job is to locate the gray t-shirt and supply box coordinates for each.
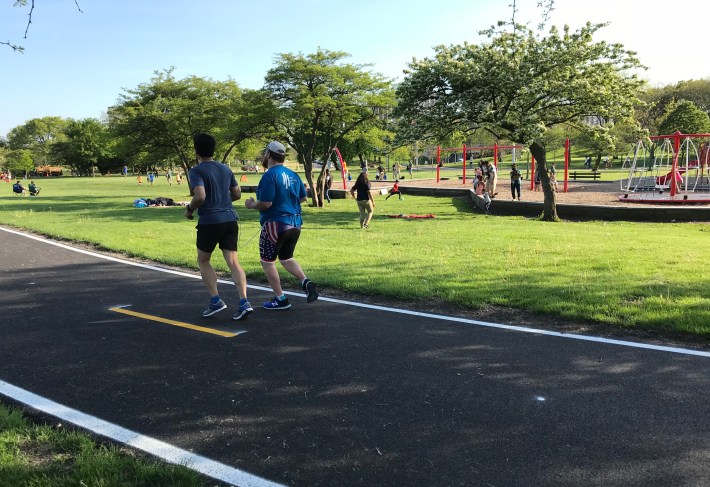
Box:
[188,161,238,225]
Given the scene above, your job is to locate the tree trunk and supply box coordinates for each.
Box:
[314,170,327,208]
[302,156,320,208]
[529,141,559,221]
[593,154,602,171]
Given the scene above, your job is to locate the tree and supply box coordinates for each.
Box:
[395,22,645,220]
[7,116,68,166]
[264,49,396,207]
[51,118,110,176]
[639,79,710,132]
[110,69,269,185]
[5,149,34,176]
[216,89,278,164]
[658,100,710,135]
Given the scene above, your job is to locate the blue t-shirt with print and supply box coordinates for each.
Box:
[188,161,238,225]
[256,165,307,227]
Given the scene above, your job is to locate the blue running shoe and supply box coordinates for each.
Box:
[203,299,227,317]
[263,296,291,310]
[302,279,319,303]
[233,301,254,321]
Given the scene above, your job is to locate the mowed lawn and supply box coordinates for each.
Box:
[1,175,709,336]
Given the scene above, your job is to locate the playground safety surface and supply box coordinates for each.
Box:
[1,227,710,487]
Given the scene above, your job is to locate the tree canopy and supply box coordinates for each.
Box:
[109,69,277,184]
[7,116,68,166]
[657,100,710,135]
[395,21,645,220]
[51,118,110,176]
[264,48,396,206]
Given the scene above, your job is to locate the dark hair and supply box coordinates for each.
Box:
[355,172,369,187]
[267,150,285,163]
[193,133,216,158]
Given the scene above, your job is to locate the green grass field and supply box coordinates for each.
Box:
[2,175,709,336]
[0,402,204,487]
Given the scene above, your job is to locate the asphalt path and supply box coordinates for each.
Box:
[1,226,709,487]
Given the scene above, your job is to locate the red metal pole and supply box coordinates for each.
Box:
[333,146,347,189]
[531,154,536,191]
[462,143,467,185]
[436,145,441,183]
[563,138,570,193]
[671,131,681,196]
[493,143,498,168]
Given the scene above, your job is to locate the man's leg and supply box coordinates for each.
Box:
[223,249,253,319]
[198,249,227,316]
[222,249,247,300]
[261,260,284,296]
[280,258,306,282]
[197,250,218,297]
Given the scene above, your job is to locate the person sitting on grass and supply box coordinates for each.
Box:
[29,181,40,196]
[12,180,27,196]
[386,180,404,200]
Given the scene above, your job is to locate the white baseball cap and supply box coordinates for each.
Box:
[266,141,286,155]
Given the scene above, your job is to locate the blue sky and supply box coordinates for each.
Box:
[1,0,707,137]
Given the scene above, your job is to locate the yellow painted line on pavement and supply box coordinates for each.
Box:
[109,307,238,338]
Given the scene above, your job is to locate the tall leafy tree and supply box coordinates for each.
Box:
[5,149,34,176]
[658,100,710,135]
[639,79,710,134]
[111,69,273,185]
[7,116,68,166]
[395,21,645,220]
[216,89,278,164]
[264,49,396,206]
[51,118,110,176]
[111,70,235,181]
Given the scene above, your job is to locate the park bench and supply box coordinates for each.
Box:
[570,171,601,181]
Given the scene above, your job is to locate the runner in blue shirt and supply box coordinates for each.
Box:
[245,141,318,309]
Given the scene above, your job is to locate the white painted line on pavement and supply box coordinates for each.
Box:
[2,225,709,358]
[0,379,284,487]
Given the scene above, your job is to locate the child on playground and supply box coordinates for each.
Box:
[386,180,403,200]
[137,174,143,185]
[548,163,558,190]
[510,163,522,200]
[473,174,485,196]
[481,189,492,214]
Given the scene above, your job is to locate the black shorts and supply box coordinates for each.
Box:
[259,221,301,262]
[196,221,239,253]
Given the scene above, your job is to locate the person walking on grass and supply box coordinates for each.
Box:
[350,171,375,228]
[185,133,253,320]
[245,141,318,310]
